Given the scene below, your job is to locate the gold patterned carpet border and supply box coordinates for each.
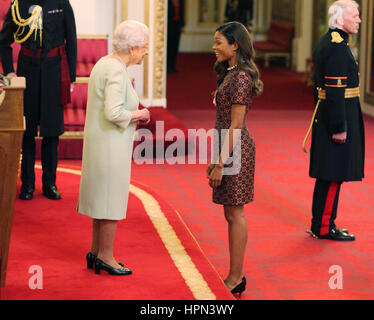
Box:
[36,165,216,300]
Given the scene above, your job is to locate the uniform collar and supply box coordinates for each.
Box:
[329,28,349,43]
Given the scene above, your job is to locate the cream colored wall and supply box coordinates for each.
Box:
[71,0,168,108]
[292,0,313,72]
[121,0,147,103]
[180,0,271,52]
[123,0,168,108]
[179,0,226,52]
[70,0,115,38]
[179,0,313,72]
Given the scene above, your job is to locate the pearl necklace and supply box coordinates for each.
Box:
[227,64,238,71]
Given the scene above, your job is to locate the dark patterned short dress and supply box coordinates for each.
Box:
[212,68,256,206]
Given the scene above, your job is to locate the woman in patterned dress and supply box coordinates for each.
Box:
[208,21,263,296]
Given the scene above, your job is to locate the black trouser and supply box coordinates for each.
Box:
[311,179,342,236]
[21,134,59,188]
[167,23,182,71]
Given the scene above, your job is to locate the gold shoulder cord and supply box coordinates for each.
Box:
[11,0,43,46]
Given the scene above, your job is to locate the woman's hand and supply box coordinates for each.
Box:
[332,131,347,144]
[206,163,215,178]
[139,108,150,123]
[130,108,150,124]
[139,109,151,124]
[209,165,223,189]
[6,72,17,79]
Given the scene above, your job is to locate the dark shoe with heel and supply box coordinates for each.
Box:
[94,258,132,275]
[19,185,34,200]
[86,252,124,269]
[230,277,246,298]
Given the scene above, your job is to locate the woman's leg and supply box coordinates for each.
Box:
[90,219,101,256]
[97,219,122,269]
[224,205,248,290]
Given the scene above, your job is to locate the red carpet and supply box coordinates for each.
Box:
[129,109,374,300]
[167,53,314,111]
[3,53,373,300]
[161,53,374,299]
[1,167,234,300]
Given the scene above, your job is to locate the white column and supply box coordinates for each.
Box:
[71,0,167,108]
[124,0,167,108]
[253,0,271,40]
[292,0,313,71]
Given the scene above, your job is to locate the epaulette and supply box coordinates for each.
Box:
[331,32,344,44]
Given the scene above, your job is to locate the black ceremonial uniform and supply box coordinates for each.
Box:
[308,28,365,239]
[0,0,77,199]
[167,0,184,72]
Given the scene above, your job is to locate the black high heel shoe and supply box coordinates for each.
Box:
[86,252,124,269]
[230,277,246,298]
[94,258,132,275]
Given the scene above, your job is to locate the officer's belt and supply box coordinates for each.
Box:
[302,86,360,153]
[318,87,360,100]
[21,45,71,106]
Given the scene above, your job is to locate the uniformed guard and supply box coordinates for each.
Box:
[0,0,77,200]
[303,0,365,241]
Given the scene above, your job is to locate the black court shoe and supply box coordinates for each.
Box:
[94,258,132,275]
[230,277,247,298]
[86,252,124,269]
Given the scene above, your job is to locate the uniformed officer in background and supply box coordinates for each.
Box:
[0,0,77,200]
[305,0,365,241]
[167,0,184,73]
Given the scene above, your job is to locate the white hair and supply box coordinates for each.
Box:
[328,0,359,29]
[112,20,150,53]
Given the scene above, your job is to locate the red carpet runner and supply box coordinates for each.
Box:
[159,52,374,299]
[1,167,234,300]
[136,109,374,300]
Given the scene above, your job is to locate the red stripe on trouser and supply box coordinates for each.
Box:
[320,181,339,235]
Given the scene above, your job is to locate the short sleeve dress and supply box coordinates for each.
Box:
[212,68,255,206]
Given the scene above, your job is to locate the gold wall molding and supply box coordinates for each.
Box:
[153,0,167,99]
[144,0,149,100]
[77,34,108,39]
[122,0,128,20]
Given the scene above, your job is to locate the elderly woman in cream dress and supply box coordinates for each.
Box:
[77,20,150,276]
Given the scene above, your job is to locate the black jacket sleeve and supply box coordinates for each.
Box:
[324,43,348,134]
[180,0,185,27]
[63,0,77,82]
[0,6,17,75]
